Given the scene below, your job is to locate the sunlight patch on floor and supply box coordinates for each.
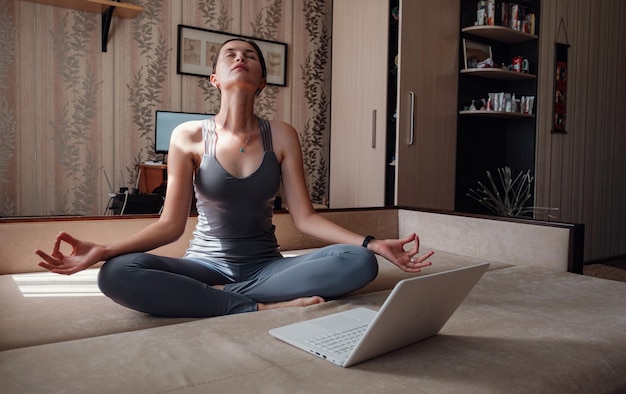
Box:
[12,269,103,297]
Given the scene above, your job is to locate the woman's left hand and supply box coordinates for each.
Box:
[369,233,433,272]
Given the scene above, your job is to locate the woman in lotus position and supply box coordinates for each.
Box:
[35,39,433,317]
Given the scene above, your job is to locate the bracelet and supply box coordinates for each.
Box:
[362,235,375,248]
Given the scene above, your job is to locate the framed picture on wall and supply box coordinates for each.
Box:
[177,25,288,86]
[462,39,493,69]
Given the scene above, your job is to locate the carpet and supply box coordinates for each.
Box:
[583,260,626,283]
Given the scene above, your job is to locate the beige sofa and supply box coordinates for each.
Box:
[1,208,625,393]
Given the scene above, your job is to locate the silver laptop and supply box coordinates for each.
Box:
[269,262,489,367]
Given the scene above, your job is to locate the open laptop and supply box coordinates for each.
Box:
[269,262,489,367]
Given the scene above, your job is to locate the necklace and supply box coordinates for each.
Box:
[216,118,253,153]
[235,130,252,153]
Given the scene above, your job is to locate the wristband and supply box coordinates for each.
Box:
[362,235,375,248]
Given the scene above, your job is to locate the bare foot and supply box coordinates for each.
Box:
[258,296,325,311]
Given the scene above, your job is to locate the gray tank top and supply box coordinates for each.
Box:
[184,116,282,263]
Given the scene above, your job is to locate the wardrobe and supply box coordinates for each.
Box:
[329,0,458,210]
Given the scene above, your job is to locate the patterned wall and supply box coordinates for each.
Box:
[0,0,331,217]
[535,0,626,262]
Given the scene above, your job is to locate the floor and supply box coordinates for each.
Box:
[583,258,626,283]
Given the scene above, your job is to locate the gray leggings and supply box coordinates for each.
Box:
[98,245,378,318]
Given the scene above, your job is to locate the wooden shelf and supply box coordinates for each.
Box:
[461,68,536,81]
[21,0,142,51]
[462,25,537,43]
[459,110,535,119]
[22,0,141,18]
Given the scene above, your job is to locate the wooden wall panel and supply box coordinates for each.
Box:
[611,1,626,256]
[536,0,626,261]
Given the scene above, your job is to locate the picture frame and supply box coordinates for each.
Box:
[463,39,493,69]
[177,25,288,87]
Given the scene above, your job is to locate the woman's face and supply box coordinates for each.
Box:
[211,40,266,94]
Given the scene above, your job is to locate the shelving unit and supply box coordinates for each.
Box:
[455,0,540,216]
[21,0,142,51]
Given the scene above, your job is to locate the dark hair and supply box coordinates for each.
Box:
[211,38,267,79]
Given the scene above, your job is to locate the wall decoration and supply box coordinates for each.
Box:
[177,24,288,86]
[552,18,569,133]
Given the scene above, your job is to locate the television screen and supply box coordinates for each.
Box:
[155,110,210,153]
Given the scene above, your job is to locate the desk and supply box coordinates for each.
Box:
[138,163,167,195]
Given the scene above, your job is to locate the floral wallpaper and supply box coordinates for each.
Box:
[0,0,331,217]
[0,1,16,216]
[299,0,330,203]
[50,12,101,215]
[125,0,171,189]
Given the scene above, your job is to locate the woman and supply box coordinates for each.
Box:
[35,39,433,317]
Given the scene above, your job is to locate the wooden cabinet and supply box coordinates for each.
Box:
[329,0,458,210]
[392,0,458,210]
[329,0,389,208]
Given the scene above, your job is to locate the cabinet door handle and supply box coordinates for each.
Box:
[408,91,415,146]
[371,109,377,148]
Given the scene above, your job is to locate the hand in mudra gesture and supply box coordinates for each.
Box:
[369,233,434,272]
[35,231,105,275]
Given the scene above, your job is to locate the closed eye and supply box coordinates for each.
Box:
[221,47,258,60]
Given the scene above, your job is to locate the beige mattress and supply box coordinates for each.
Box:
[1,266,625,393]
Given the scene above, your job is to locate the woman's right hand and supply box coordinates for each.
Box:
[35,232,107,275]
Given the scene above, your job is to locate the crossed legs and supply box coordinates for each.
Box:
[98,245,378,318]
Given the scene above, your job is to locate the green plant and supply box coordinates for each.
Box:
[467,167,557,218]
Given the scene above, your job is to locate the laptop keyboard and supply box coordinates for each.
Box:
[305,324,369,355]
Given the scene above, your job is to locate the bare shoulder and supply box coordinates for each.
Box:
[167,119,206,169]
[171,120,204,144]
[267,119,297,138]
[267,119,300,162]
[170,120,204,153]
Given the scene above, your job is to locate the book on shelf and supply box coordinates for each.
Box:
[487,0,495,26]
[490,0,536,35]
[477,0,496,26]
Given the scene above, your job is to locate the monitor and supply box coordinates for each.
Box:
[155,110,210,153]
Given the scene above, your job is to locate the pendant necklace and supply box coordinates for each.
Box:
[237,130,252,153]
[217,119,252,153]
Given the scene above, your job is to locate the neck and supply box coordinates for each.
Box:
[216,90,256,132]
